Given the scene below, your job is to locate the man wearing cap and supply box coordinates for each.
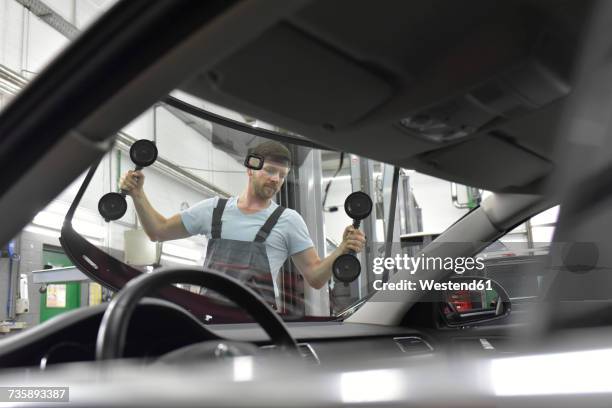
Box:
[120,140,365,308]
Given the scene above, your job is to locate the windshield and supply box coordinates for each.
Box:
[3,87,561,331]
[2,0,542,326]
[13,92,482,326]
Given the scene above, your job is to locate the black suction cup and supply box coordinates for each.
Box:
[332,254,361,283]
[98,139,158,222]
[129,139,158,167]
[345,191,373,220]
[98,192,128,222]
[331,191,373,284]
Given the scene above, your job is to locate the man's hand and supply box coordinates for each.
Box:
[118,169,190,242]
[339,225,366,254]
[292,226,367,289]
[120,170,145,198]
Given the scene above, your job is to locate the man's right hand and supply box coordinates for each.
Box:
[120,170,144,197]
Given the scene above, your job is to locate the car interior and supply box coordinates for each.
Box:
[0,0,611,406]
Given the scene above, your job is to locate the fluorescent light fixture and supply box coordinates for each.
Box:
[322,173,383,184]
[45,200,70,215]
[24,225,60,239]
[32,210,105,239]
[0,80,20,95]
[491,348,612,396]
[0,65,27,96]
[160,254,198,266]
[33,211,63,230]
[162,243,202,261]
[340,369,404,403]
[252,120,274,130]
[73,220,106,239]
[322,175,351,184]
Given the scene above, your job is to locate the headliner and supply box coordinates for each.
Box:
[179,0,593,193]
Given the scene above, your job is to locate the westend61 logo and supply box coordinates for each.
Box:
[372,253,485,275]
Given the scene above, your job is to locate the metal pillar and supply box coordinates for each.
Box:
[397,174,409,235]
[382,165,402,242]
[381,165,400,283]
[295,148,329,316]
[401,174,422,233]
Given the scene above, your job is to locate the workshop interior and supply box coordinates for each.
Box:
[1,0,611,406]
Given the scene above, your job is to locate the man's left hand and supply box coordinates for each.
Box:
[339,225,366,254]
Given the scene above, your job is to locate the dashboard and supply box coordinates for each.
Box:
[0,299,437,370]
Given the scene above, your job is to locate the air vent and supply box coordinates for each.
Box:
[260,343,320,364]
[393,337,433,355]
[297,343,320,365]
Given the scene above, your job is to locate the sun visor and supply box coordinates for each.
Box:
[207,23,392,129]
[417,135,553,191]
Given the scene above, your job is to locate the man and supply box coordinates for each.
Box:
[120,140,366,307]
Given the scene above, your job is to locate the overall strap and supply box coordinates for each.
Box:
[254,206,286,243]
[211,198,228,239]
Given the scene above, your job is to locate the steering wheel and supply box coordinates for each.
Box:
[95,268,299,360]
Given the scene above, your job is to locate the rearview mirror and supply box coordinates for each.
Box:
[439,276,511,327]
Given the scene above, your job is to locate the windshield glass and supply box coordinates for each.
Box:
[0,0,563,332]
[33,95,480,323]
[5,88,562,331]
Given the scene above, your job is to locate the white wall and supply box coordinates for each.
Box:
[0,0,69,77]
[322,178,353,248]
[322,170,470,248]
[0,0,249,268]
[0,0,24,72]
[45,0,118,30]
[25,10,67,76]
[409,172,469,233]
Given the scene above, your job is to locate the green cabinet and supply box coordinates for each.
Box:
[40,282,81,322]
[39,247,81,323]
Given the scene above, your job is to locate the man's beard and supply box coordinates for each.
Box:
[254,181,278,199]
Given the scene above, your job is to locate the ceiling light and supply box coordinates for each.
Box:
[0,65,27,96]
[399,116,472,143]
[32,210,105,239]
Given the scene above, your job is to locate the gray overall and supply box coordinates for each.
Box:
[203,198,285,308]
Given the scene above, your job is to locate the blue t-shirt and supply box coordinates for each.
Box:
[180,197,314,290]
